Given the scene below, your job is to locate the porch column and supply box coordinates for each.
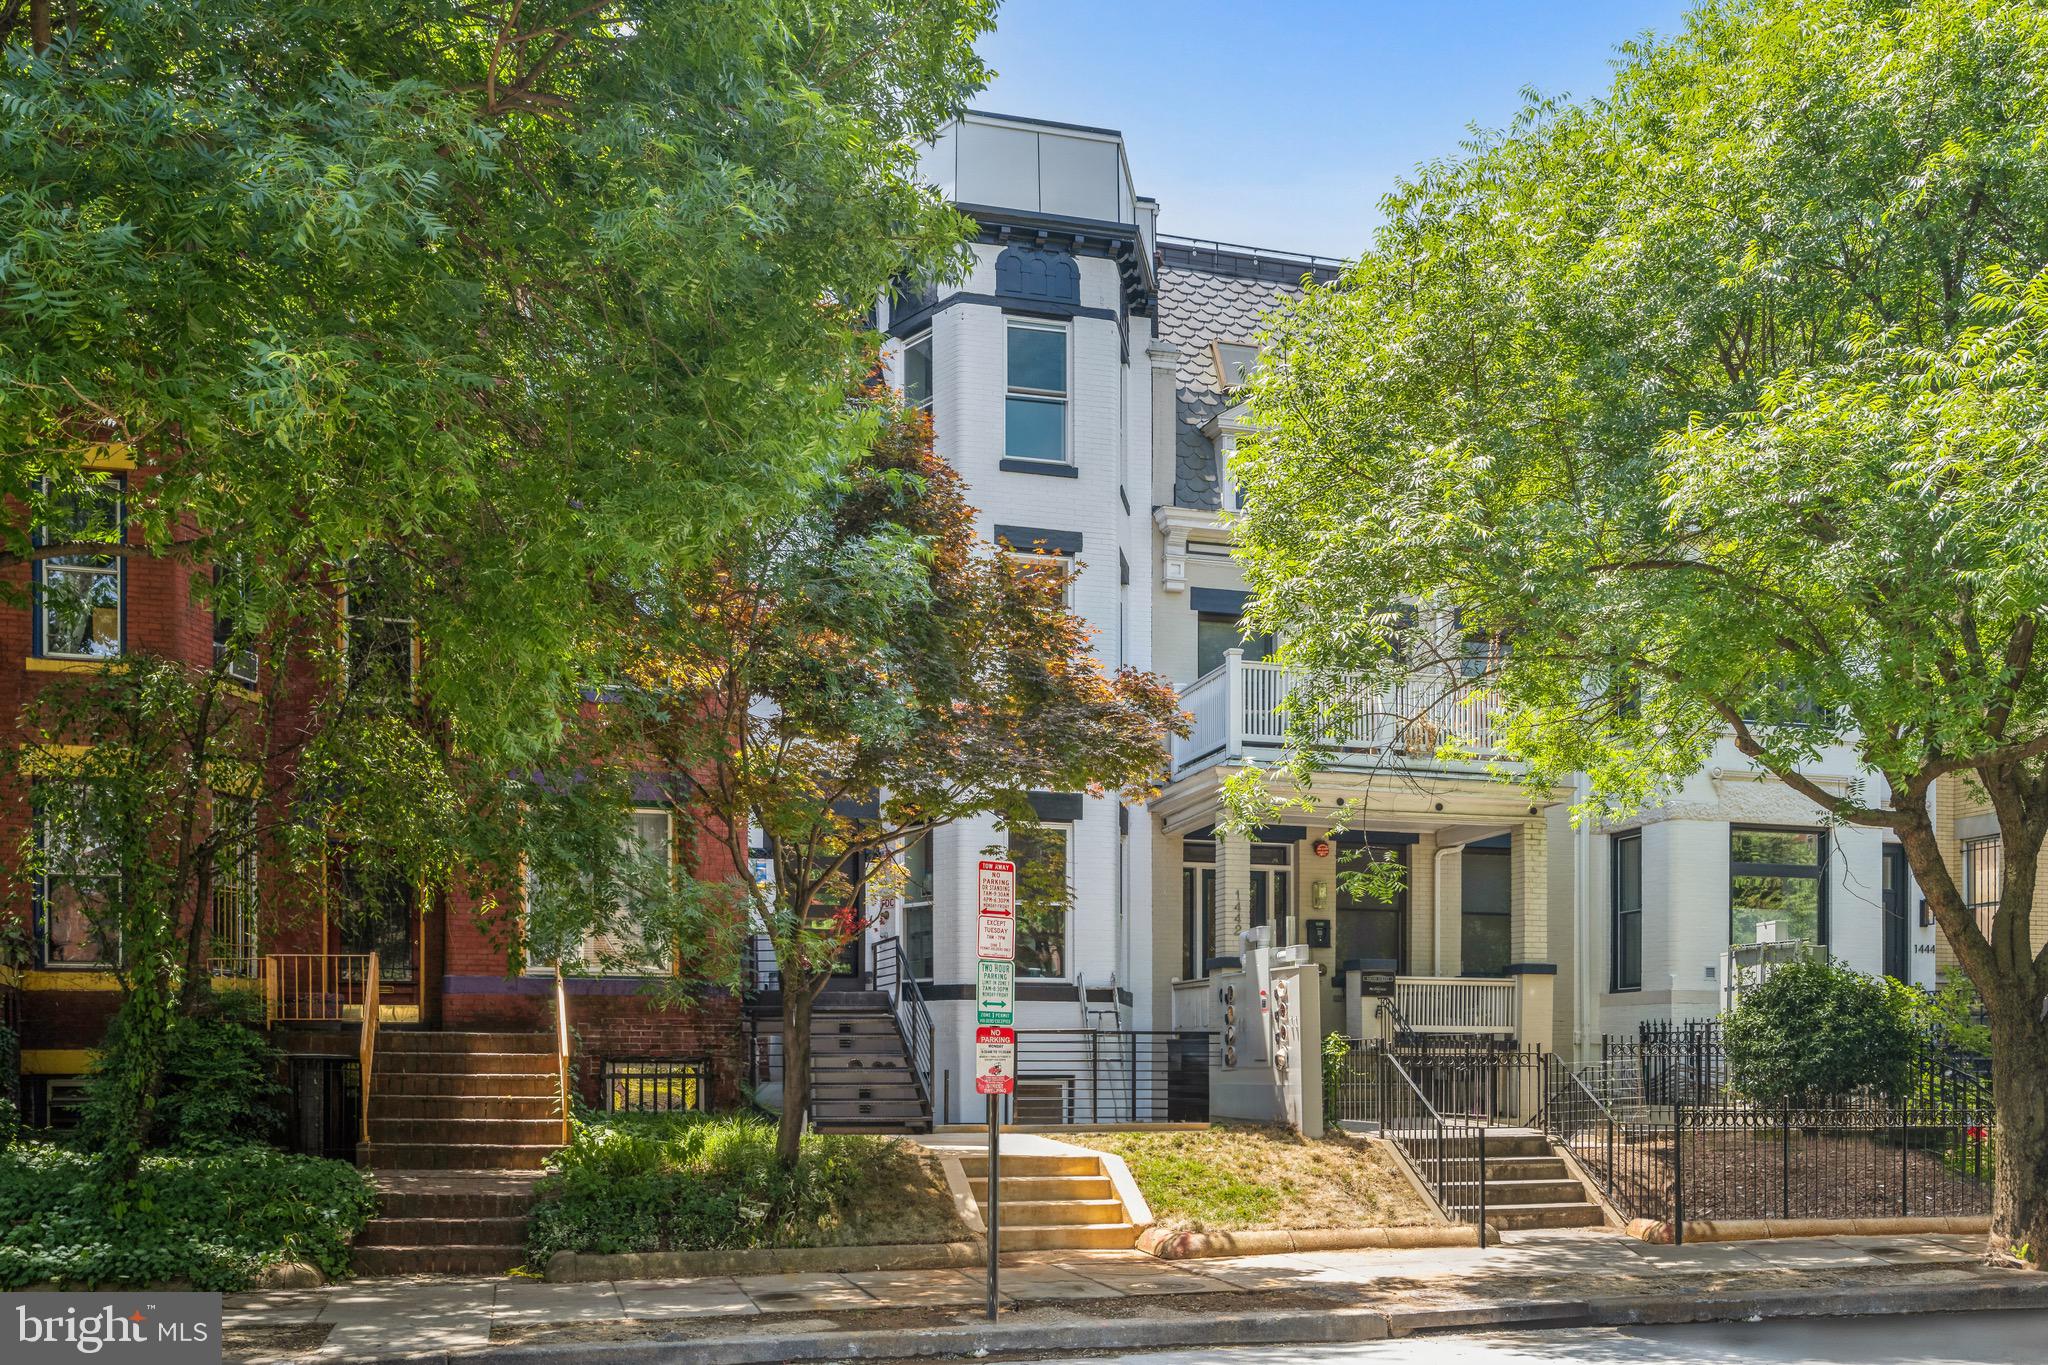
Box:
[1510,818,1556,1053]
[1213,828,1253,966]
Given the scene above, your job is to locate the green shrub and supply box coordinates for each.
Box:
[1321,1032,1348,1118]
[1724,957,1919,1104]
[0,1140,376,1289]
[527,1112,958,1262]
[0,1024,19,1148]
[81,986,284,1154]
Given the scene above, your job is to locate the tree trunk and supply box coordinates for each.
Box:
[776,980,814,1167]
[1990,998,2048,1265]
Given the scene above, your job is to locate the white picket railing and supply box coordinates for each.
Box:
[1394,976,1518,1034]
[1170,652,1505,776]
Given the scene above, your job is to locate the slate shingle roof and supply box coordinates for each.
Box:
[1155,263,1307,509]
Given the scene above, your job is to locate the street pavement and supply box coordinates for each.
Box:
[1074,1307,2048,1363]
[219,1231,2013,1361]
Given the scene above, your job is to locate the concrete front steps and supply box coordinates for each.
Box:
[959,1152,1138,1251]
[360,1030,565,1172]
[351,1172,541,1277]
[1437,1130,1606,1232]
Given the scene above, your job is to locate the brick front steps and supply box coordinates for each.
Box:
[360,1030,565,1172]
[351,1171,543,1277]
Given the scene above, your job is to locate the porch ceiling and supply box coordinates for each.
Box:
[1151,764,1570,837]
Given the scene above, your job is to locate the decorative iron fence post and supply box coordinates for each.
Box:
[1900,1100,1910,1217]
[1477,1124,1488,1247]
[1781,1100,1791,1222]
[1672,1095,1685,1247]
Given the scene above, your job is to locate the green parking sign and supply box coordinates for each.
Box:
[976,958,1014,1026]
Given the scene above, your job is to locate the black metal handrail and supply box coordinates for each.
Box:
[869,935,935,1112]
[1336,1038,1489,1233]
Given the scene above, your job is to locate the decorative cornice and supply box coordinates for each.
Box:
[1153,504,1229,591]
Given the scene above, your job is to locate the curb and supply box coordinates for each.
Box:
[543,1242,983,1284]
[1623,1214,1991,1245]
[345,1266,2048,1364]
[1138,1224,1483,1258]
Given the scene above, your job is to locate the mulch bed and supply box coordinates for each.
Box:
[1588,1129,1992,1221]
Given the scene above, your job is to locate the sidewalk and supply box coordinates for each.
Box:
[223,1231,2030,1364]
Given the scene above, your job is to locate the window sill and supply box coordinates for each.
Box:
[26,657,125,674]
[1000,458,1078,479]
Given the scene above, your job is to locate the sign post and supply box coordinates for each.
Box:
[973,858,1016,1321]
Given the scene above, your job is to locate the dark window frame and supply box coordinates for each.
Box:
[32,473,127,662]
[1729,824,1830,950]
[1458,845,1512,978]
[1612,831,1642,992]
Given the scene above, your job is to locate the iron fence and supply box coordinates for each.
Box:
[601,1058,708,1114]
[1556,1094,1995,1241]
[1007,1030,1214,1124]
[285,1056,360,1163]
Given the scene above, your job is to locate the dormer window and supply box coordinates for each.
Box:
[1212,340,1258,391]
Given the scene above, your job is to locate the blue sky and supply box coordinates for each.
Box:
[975,1,1693,259]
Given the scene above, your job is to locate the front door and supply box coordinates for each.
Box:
[1248,842,1293,949]
[1334,842,1409,997]
[333,862,418,1000]
[1882,843,1911,982]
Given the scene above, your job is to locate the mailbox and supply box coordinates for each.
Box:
[1347,957,1398,999]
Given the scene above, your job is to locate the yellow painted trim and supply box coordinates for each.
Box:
[21,969,121,991]
[224,683,264,706]
[20,1049,97,1075]
[80,446,137,472]
[339,1003,420,1025]
[25,658,127,675]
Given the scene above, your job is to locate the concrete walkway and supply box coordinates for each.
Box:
[221,1232,2003,1362]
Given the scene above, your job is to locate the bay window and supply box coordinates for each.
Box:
[35,475,124,660]
[1009,822,1071,978]
[1730,827,1827,948]
[1005,321,1068,462]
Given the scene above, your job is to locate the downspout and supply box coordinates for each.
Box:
[1575,774,1594,1055]
[1433,841,1467,975]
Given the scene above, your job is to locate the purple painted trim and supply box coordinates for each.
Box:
[441,974,733,999]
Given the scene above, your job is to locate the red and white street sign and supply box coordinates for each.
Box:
[974,1025,1016,1095]
[976,859,1015,918]
[977,910,1015,961]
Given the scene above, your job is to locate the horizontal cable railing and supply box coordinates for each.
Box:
[1009,1029,1215,1125]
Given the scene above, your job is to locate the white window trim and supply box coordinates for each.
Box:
[525,806,678,977]
[1010,820,1075,983]
[1005,319,1071,464]
[1007,549,1076,609]
[901,329,933,414]
[34,474,125,662]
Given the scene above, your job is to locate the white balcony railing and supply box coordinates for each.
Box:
[1171,652,1506,776]
[1394,976,1518,1034]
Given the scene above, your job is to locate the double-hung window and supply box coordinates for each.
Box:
[1009,550,1074,609]
[1460,846,1512,977]
[1730,827,1827,948]
[345,555,416,703]
[530,808,677,976]
[36,782,121,967]
[35,475,124,660]
[213,559,259,685]
[1962,835,2002,937]
[902,332,933,413]
[1612,832,1642,991]
[1181,839,1217,979]
[1005,321,1068,462]
[1010,822,1072,979]
[1195,613,1274,677]
[902,833,934,980]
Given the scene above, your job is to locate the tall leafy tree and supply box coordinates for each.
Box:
[0,1,992,1165]
[0,0,993,758]
[604,394,1183,1164]
[1236,0,2048,1259]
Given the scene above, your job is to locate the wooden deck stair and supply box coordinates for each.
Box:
[958,1152,1139,1251]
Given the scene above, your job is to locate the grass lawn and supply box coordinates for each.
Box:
[527,1113,966,1260]
[1073,1123,1434,1234]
